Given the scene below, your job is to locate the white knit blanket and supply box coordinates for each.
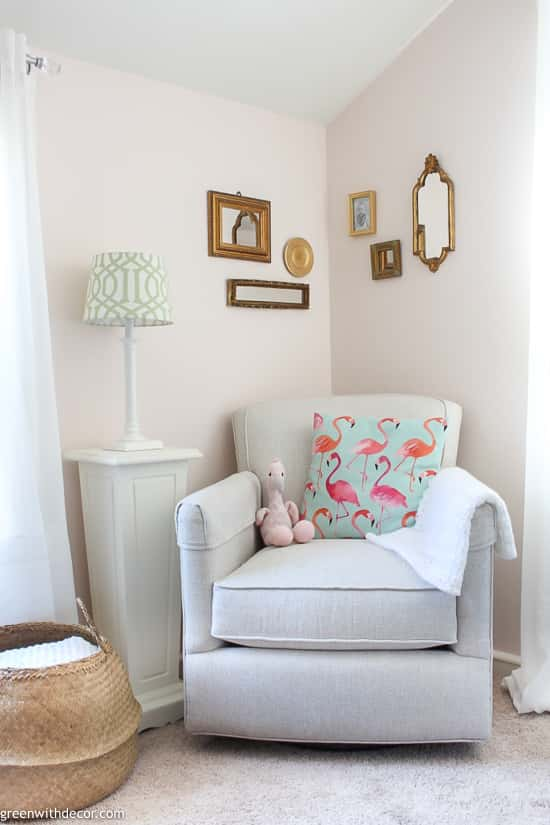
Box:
[0,636,99,669]
[368,467,517,595]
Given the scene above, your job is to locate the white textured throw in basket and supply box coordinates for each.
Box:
[0,635,99,668]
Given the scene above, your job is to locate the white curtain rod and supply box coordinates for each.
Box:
[25,53,61,76]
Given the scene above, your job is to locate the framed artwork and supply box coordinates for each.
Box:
[370,240,402,280]
[348,190,376,236]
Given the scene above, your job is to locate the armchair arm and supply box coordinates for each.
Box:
[176,471,261,654]
[451,503,496,659]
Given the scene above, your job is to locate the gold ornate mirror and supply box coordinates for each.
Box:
[412,154,455,272]
[208,191,271,262]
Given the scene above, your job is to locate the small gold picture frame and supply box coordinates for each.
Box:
[208,190,271,263]
[348,190,376,236]
[370,240,402,280]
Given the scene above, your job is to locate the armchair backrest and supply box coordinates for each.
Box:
[233,394,462,506]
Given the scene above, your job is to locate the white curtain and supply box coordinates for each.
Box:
[504,0,550,713]
[0,30,76,624]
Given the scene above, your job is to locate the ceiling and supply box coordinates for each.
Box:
[0,0,452,122]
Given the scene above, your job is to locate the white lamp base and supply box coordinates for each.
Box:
[107,320,165,452]
[109,437,164,452]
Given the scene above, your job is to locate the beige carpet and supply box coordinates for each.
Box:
[89,673,550,825]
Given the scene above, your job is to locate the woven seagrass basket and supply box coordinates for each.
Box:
[0,601,141,814]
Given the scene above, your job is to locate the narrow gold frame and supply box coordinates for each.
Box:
[370,240,402,280]
[226,279,310,310]
[208,191,271,262]
[412,154,455,273]
[348,190,377,236]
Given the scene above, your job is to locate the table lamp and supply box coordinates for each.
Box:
[83,251,172,451]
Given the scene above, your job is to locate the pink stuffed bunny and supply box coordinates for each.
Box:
[255,458,315,547]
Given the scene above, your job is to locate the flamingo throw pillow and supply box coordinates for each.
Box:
[302,413,447,539]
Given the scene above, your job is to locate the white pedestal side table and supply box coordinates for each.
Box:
[65,447,202,730]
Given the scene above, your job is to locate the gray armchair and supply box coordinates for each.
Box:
[176,394,495,743]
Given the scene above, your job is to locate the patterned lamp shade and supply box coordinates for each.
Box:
[83,251,172,326]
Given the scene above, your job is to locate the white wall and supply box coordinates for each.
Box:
[327,0,537,655]
[35,56,331,602]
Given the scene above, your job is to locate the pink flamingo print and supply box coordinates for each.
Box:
[394,417,447,491]
[313,416,355,488]
[418,469,438,484]
[325,452,360,522]
[401,511,417,527]
[312,506,333,538]
[313,412,324,430]
[347,417,400,489]
[370,456,408,534]
[352,508,376,537]
[299,481,316,521]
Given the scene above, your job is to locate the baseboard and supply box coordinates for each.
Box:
[493,649,521,666]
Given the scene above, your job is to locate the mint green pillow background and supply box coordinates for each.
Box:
[302,414,448,539]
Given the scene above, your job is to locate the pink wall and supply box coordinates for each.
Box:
[35,57,332,603]
[327,0,537,655]
[36,0,536,656]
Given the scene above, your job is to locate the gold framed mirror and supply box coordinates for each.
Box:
[412,154,455,273]
[370,240,402,280]
[208,191,271,262]
[226,279,309,309]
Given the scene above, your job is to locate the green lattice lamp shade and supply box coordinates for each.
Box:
[83,251,172,326]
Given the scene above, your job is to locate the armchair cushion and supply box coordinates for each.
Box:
[211,540,457,650]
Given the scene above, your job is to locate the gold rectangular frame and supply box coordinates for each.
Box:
[226,279,309,309]
[208,191,271,262]
[370,240,402,280]
[348,190,377,236]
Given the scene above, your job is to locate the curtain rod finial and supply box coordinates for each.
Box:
[26,54,62,76]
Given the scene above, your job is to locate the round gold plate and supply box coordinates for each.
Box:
[283,237,314,277]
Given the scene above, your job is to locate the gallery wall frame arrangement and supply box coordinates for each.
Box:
[370,240,402,280]
[208,190,271,262]
[226,278,310,309]
[348,190,376,236]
